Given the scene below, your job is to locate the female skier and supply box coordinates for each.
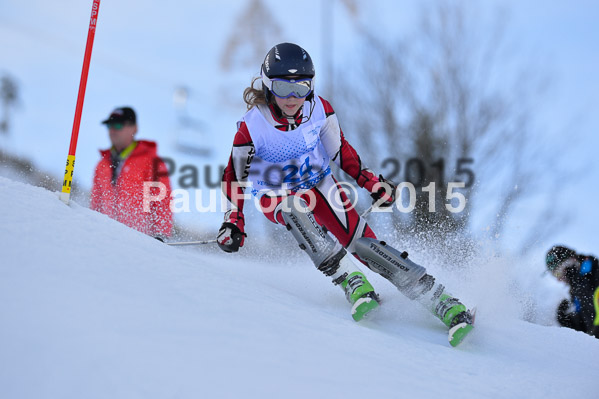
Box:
[217,43,474,346]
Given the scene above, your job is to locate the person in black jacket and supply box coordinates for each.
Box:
[546,245,599,338]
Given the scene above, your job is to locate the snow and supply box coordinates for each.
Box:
[0,176,596,399]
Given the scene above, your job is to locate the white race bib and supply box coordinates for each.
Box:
[240,97,331,196]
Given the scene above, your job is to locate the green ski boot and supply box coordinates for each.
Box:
[434,294,475,347]
[341,272,380,321]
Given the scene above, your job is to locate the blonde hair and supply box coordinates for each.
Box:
[243,76,268,110]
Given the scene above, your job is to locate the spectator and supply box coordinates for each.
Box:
[90,106,173,240]
[546,245,599,338]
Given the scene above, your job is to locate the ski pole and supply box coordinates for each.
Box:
[360,204,374,218]
[172,209,373,246]
[60,0,101,205]
[167,239,218,246]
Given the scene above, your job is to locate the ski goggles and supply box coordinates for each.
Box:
[106,122,125,130]
[262,72,313,99]
[106,121,134,130]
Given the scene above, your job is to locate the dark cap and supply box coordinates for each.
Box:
[101,106,136,125]
[546,245,576,271]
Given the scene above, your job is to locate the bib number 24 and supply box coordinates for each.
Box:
[282,157,314,184]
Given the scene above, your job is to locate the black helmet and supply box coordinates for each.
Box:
[262,43,315,79]
[261,43,315,102]
[546,245,576,271]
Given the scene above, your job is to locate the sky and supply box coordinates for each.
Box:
[0,0,598,256]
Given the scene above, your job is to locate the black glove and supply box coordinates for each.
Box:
[369,175,397,208]
[217,211,246,253]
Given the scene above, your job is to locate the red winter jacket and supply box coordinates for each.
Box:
[90,140,173,238]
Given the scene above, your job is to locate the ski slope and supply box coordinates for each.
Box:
[0,176,596,399]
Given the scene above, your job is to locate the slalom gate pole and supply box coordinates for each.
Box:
[60,0,101,205]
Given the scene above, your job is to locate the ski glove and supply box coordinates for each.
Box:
[556,299,578,329]
[217,210,246,253]
[366,175,397,208]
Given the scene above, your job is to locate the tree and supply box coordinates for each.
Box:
[333,1,564,257]
[0,74,19,135]
[220,0,282,72]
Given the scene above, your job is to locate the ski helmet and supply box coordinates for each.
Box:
[261,43,315,102]
[546,245,576,271]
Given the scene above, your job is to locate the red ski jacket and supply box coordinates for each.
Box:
[90,140,173,238]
